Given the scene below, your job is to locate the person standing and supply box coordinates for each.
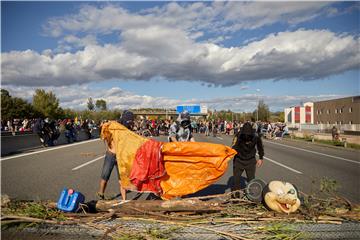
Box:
[168,111,195,142]
[231,122,264,191]
[97,110,134,200]
[331,126,339,141]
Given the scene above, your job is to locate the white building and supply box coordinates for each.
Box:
[284,102,314,126]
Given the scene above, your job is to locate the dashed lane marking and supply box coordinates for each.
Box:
[1,138,101,161]
[257,154,303,174]
[216,137,224,140]
[72,155,105,171]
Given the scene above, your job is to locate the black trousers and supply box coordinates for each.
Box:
[233,157,256,191]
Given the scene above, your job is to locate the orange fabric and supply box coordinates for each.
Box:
[101,122,237,198]
[160,142,237,199]
[101,121,148,190]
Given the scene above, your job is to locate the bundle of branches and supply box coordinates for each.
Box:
[2,191,359,227]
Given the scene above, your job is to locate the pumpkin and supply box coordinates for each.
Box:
[263,180,301,214]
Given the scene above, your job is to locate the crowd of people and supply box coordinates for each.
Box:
[127,117,290,141]
[1,118,98,146]
[1,116,291,141]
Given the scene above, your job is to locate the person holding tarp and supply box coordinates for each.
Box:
[100,119,237,200]
[97,110,135,200]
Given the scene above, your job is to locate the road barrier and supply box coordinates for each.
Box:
[1,129,100,156]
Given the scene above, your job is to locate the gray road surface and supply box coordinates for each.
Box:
[1,134,359,203]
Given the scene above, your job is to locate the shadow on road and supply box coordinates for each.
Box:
[185,176,248,198]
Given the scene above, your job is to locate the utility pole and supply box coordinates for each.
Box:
[256,89,260,122]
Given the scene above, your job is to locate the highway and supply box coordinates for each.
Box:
[1,134,359,203]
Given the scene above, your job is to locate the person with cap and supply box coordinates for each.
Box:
[97,110,134,200]
[168,111,195,142]
[231,121,264,192]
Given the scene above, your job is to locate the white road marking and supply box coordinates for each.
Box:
[72,155,105,171]
[216,137,224,140]
[258,154,303,174]
[264,140,360,165]
[0,138,101,161]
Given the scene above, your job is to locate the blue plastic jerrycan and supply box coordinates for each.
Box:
[57,188,85,212]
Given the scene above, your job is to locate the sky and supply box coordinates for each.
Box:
[1,1,359,112]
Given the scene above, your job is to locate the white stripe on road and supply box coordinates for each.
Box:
[264,140,360,165]
[0,138,101,161]
[72,155,105,171]
[216,137,223,140]
[258,154,303,174]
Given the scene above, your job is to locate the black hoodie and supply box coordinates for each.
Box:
[231,122,264,161]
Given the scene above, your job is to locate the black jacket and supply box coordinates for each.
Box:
[232,132,264,161]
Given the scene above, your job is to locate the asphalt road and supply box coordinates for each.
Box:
[1,133,359,203]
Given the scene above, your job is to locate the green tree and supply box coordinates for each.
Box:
[1,89,13,121]
[253,100,270,121]
[62,108,76,119]
[12,97,37,119]
[95,99,107,111]
[87,97,95,111]
[32,89,60,118]
[1,89,40,120]
[279,112,285,122]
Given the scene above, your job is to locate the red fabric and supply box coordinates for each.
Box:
[130,139,165,195]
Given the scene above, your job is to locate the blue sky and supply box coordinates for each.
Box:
[1,1,359,112]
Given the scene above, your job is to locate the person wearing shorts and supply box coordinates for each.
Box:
[97,110,134,200]
[97,132,126,201]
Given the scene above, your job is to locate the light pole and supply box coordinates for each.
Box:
[256,89,260,122]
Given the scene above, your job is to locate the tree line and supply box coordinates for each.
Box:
[1,89,120,123]
[1,88,284,123]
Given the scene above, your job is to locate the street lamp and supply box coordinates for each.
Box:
[256,89,260,122]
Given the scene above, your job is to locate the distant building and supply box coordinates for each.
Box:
[314,96,360,125]
[284,96,360,133]
[284,102,314,125]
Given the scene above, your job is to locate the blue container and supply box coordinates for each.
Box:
[57,188,85,212]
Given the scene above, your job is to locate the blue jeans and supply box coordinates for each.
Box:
[100,151,119,181]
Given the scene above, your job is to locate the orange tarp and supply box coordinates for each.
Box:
[101,121,237,198]
[160,142,237,199]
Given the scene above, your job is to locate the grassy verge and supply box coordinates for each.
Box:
[289,136,360,150]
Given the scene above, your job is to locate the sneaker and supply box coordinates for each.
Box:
[96,192,105,200]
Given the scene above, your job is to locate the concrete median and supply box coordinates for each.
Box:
[1,129,100,156]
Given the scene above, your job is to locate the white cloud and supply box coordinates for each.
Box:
[219,2,330,31]
[42,2,334,38]
[56,34,98,53]
[2,29,359,87]
[4,85,343,112]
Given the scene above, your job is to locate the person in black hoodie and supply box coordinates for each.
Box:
[231,121,264,191]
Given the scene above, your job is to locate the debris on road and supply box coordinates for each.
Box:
[2,191,359,240]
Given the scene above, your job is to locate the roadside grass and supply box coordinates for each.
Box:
[290,135,360,150]
[1,201,66,230]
